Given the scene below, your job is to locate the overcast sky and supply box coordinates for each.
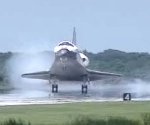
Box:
[0,0,150,53]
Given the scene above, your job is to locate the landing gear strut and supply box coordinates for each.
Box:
[81,75,90,94]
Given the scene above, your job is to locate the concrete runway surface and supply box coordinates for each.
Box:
[0,82,150,106]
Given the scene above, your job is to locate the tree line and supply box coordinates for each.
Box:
[0,49,150,84]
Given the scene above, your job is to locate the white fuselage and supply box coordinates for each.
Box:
[54,41,89,67]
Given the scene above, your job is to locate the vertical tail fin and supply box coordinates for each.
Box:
[72,27,77,45]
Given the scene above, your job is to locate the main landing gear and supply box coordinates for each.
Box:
[81,75,90,94]
[81,84,88,94]
[49,75,90,94]
[52,84,58,93]
[49,79,59,93]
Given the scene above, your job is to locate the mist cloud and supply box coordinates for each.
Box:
[5,52,54,97]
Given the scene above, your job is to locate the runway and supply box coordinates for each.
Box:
[0,95,121,106]
[0,89,150,106]
[0,81,150,106]
[1,95,150,106]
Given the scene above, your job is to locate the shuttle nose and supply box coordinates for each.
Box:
[56,49,69,56]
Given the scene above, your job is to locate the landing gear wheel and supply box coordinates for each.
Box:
[52,84,58,93]
[82,84,88,94]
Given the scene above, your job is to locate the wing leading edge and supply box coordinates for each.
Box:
[21,71,50,80]
[87,69,122,81]
[22,69,122,81]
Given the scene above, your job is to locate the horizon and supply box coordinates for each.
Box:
[1,48,150,54]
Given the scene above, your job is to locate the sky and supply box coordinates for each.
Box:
[0,0,150,53]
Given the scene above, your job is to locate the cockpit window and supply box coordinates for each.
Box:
[59,42,74,47]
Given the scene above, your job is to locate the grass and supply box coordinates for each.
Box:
[0,119,31,125]
[0,101,150,125]
[1,115,150,125]
[66,116,142,125]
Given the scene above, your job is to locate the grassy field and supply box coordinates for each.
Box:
[0,101,150,125]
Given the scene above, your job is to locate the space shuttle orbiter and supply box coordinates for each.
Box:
[22,28,121,94]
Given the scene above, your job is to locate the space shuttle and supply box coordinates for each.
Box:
[22,28,121,94]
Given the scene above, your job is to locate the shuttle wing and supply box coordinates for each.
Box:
[86,69,122,80]
[22,71,50,80]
